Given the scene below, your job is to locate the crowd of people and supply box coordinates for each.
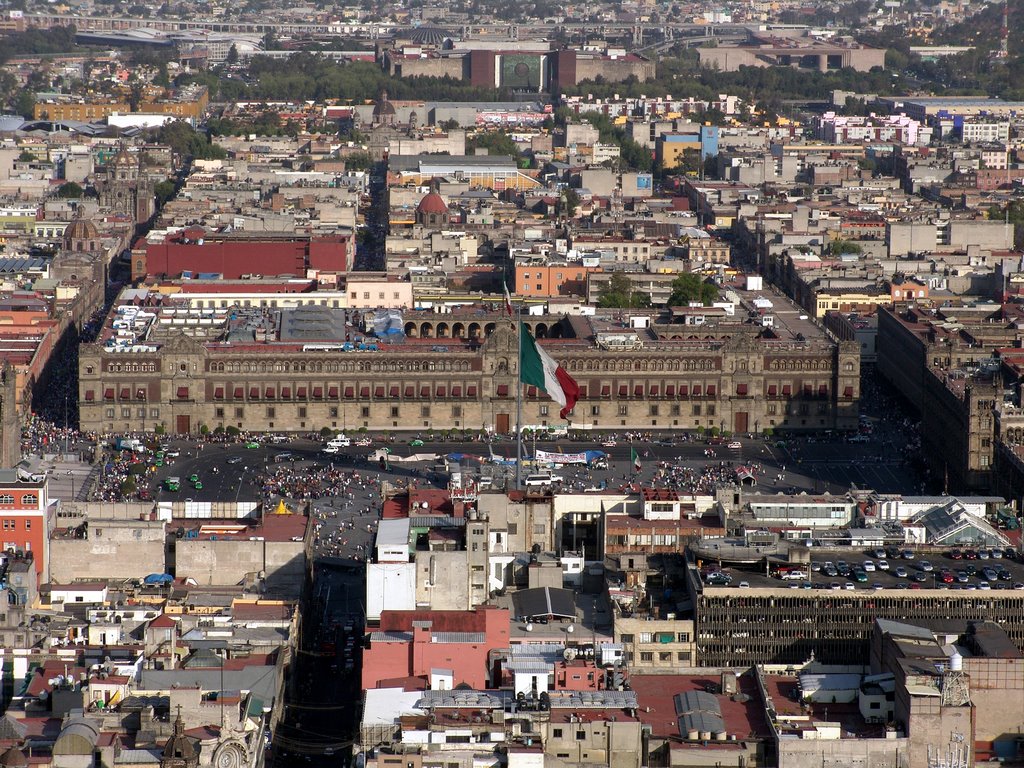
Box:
[259,464,381,504]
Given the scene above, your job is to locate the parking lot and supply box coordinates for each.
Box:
[701,545,1024,591]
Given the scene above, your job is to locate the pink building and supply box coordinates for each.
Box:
[362,606,510,690]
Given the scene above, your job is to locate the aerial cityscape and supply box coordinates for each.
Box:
[0,0,1023,766]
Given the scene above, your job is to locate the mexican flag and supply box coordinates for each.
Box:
[631,447,641,472]
[520,322,579,419]
[503,281,514,317]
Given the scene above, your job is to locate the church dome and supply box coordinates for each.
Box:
[162,714,197,763]
[416,191,448,215]
[64,217,99,242]
[111,147,134,167]
[0,748,27,768]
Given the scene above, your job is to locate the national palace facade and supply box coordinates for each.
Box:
[78,308,860,435]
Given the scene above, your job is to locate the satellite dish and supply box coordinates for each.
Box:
[563,648,577,661]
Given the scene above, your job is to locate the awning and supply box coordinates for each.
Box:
[265,387,275,399]
[782,385,792,396]
[679,385,688,397]
[104,388,114,400]
[436,386,447,397]
[497,384,509,396]
[374,386,384,397]
[214,387,223,400]
[804,384,813,396]
[85,390,95,401]
[361,386,370,397]
[467,385,478,397]
[405,386,414,397]
[313,387,323,398]
[618,385,628,397]
[177,387,189,399]
[120,387,130,399]
[389,386,399,397]
[234,387,244,399]
[452,385,462,397]
[649,385,659,396]
[281,387,291,399]
[527,385,538,397]
[578,385,587,397]
[633,385,643,397]
[768,385,777,396]
[345,387,354,398]
[692,385,702,397]
[250,387,259,399]
[844,386,854,398]
[601,385,611,396]
[666,385,675,397]
[297,387,307,398]
[737,384,748,396]
[328,386,339,398]
[819,384,828,396]
[420,386,430,397]
[707,385,716,396]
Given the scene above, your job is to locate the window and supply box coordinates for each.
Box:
[390,406,400,418]
[640,652,653,662]
[507,523,517,535]
[670,404,680,416]
[677,651,691,663]
[298,407,307,418]
[105,408,115,418]
[618,404,628,416]
[215,408,225,418]
[692,404,702,416]
[575,732,586,741]
[267,407,276,418]
[452,405,462,417]
[620,633,634,643]
[363,292,370,299]
[553,729,563,739]
[150,408,160,418]
[121,407,131,417]
[235,407,244,418]
[539,405,549,417]
[677,632,690,642]
[329,407,338,418]
[707,405,715,416]
[361,407,370,418]
[533,523,546,535]
[24,519,30,531]
[639,632,652,643]
[591,405,599,416]
[659,652,672,661]
[649,405,659,416]
[421,406,431,418]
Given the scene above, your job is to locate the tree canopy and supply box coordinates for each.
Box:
[56,182,84,199]
[597,273,651,308]
[667,273,718,307]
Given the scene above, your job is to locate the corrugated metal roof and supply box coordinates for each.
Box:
[431,632,485,644]
[370,631,413,643]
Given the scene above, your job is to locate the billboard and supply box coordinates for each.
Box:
[500,54,543,91]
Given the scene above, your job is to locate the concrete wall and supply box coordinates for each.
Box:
[174,538,303,590]
[414,550,470,610]
[776,735,909,768]
[49,519,166,582]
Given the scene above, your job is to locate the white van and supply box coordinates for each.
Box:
[326,435,351,448]
[524,473,564,488]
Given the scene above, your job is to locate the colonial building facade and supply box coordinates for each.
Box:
[79,314,860,435]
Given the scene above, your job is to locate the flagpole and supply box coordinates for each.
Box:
[515,303,523,491]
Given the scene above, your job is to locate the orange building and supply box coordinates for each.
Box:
[515,263,597,298]
[0,470,51,578]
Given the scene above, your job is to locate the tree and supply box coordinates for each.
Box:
[17,150,35,162]
[56,181,84,198]
[666,272,718,307]
[226,44,240,65]
[597,273,651,308]
[561,188,580,218]
[828,239,863,256]
[154,179,176,207]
